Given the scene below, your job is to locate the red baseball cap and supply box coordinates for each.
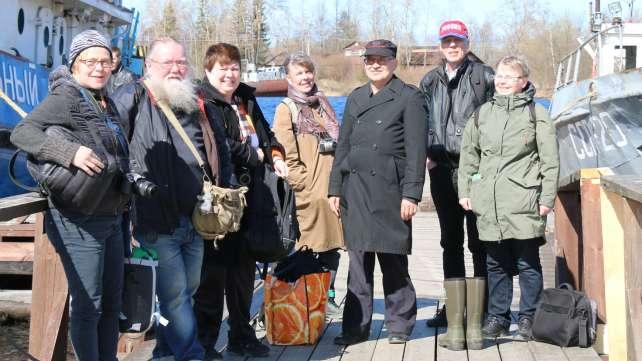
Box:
[439,20,469,40]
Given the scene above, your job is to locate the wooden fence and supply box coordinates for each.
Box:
[554,169,642,361]
[0,193,68,361]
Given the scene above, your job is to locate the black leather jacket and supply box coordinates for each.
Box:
[112,81,232,235]
[106,65,137,96]
[420,58,495,166]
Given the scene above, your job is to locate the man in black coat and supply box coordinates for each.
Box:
[419,20,495,327]
[328,39,427,345]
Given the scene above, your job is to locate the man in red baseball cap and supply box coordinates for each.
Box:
[419,20,495,350]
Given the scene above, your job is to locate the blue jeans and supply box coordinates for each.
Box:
[136,217,205,361]
[485,238,543,327]
[45,207,124,361]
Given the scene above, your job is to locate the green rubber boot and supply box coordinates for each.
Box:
[438,278,466,351]
[466,277,486,350]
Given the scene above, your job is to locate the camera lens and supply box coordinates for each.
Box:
[239,172,251,186]
[135,178,158,198]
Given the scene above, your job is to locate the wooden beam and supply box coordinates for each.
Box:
[28,212,69,361]
[0,193,48,222]
[0,242,34,261]
[0,261,32,275]
[554,190,582,288]
[0,222,38,239]
[600,187,628,361]
[580,170,607,321]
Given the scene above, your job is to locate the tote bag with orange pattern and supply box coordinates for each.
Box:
[264,272,331,345]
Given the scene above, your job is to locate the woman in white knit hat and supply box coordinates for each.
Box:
[11,29,131,361]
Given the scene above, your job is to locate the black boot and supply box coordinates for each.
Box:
[426,305,447,327]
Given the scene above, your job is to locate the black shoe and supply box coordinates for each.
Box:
[513,318,533,342]
[204,348,223,360]
[333,332,369,346]
[227,340,270,357]
[426,305,447,327]
[482,317,509,338]
[388,333,409,344]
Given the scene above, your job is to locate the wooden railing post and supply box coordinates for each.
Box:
[579,169,608,323]
[554,189,582,289]
[600,176,642,361]
[28,211,69,361]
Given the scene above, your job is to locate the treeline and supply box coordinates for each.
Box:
[138,0,602,95]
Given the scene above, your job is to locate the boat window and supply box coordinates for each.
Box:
[44,26,50,47]
[17,8,24,34]
[59,36,64,55]
[615,45,637,70]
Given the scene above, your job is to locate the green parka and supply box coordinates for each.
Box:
[458,82,559,241]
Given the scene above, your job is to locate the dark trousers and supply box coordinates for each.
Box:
[45,208,124,361]
[343,250,417,336]
[429,165,486,278]
[486,238,543,327]
[193,238,257,350]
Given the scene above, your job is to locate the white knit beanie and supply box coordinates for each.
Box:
[68,30,112,69]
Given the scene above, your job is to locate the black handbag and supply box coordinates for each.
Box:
[531,283,597,347]
[9,125,120,214]
[245,164,299,263]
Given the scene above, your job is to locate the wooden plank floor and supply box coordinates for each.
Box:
[122,211,602,361]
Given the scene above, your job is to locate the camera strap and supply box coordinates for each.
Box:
[281,97,302,157]
[143,80,210,183]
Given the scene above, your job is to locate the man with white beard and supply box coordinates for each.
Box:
[113,37,230,361]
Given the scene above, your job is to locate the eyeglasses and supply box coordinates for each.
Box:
[149,59,189,70]
[363,56,394,65]
[77,58,113,69]
[495,74,524,82]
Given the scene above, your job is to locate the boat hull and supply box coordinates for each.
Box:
[551,70,642,187]
[248,79,288,97]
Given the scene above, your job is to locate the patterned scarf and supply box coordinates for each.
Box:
[287,84,340,140]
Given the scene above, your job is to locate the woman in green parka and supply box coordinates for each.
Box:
[458,56,559,342]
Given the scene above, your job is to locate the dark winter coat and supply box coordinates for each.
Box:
[112,81,231,235]
[10,66,130,215]
[199,79,284,261]
[328,76,427,255]
[420,58,495,167]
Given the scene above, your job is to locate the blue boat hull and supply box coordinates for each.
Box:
[0,51,49,196]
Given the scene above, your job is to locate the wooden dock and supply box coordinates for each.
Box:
[122,211,603,361]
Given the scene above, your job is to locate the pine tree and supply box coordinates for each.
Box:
[252,0,270,65]
[161,0,179,40]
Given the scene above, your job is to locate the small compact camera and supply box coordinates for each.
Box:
[318,134,337,154]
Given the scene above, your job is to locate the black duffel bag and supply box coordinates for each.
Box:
[244,163,299,263]
[531,283,597,347]
[9,125,120,214]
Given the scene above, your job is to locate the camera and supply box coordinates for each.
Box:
[122,173,158,198]
[318,137,337,154]
[237,167,252,186]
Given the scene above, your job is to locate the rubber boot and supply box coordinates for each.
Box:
[466,277,486,350]
[438,278,466,351]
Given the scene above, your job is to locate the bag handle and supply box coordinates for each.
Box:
[558,283,575,291]
[143,80,210,182]
[8,149,41,193]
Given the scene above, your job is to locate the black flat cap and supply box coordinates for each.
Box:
[364,39,397,58]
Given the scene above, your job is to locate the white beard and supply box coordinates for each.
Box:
[146,76,198,114]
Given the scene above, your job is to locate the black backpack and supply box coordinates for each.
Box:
[245,163,299,263]
[531,283,597,348]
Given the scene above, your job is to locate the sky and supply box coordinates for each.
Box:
[121,0,634,42]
